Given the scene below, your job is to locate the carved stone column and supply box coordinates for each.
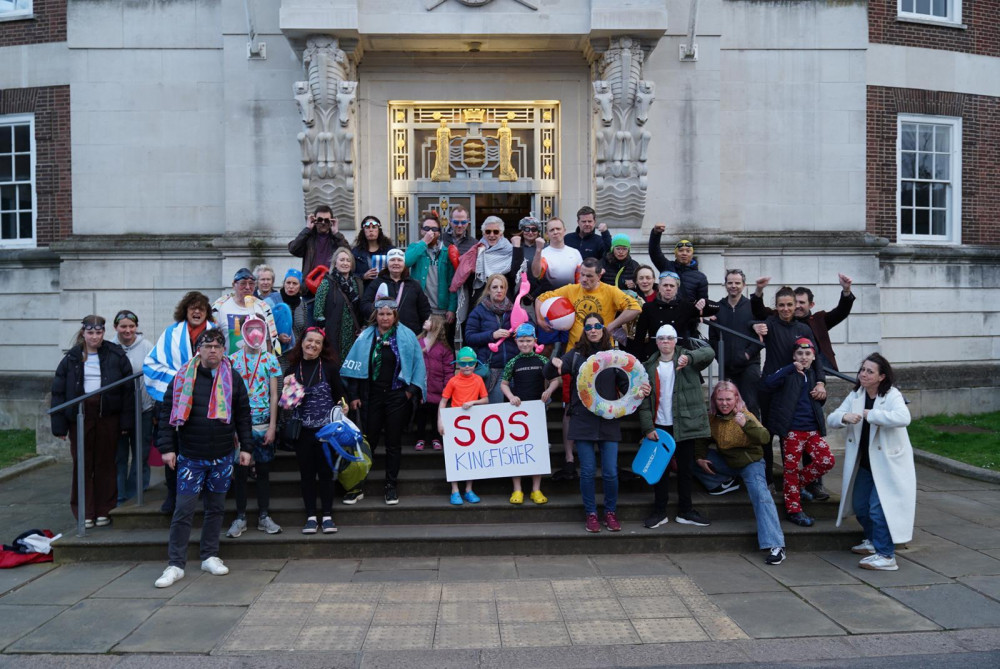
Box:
[294,36,359,225]
[590,36,655,228]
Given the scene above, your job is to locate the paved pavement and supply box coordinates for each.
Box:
[1,461,1000,666]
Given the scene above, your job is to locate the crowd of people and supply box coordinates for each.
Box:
[48,204,917,589]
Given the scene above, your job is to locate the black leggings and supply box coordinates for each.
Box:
[233,462,271,516]
[363,388,409,486]
[652,426,695,514]
[294,427,334,516]
[414,402,441,443]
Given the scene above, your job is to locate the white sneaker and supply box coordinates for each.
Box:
[201,556,230,576]
[852,539,876,555]
[154,565,185,588]
[859,554,898,571]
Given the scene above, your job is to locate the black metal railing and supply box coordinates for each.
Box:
[46,371,145,537]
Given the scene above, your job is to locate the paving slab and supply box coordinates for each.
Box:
[213,558,286,572]
[611,639,749,667]
[492,579,556,601]
[92,563,201,599]
[441,582,495,602]
[438,556,517,581]
[631,617,708,643]
[255,582,323,603]
[845,630,969,656]
[372,601,438,625]
[609,576,676,598]
[481,645,619,669]
[816,550,952,587]
[165,569,274,606]
[498,622,571,647]
[378,582,441,603]
[434,623,501,649]
[0,563,134,605]
[618,595,690,618]
[917,491,999,524]
[884,583,1000,629]
[321,582,384,603]
[351,569,439,582]
[0,564,56,597]
[565,619,640,645]
[902,544,1000,578]
[743,551,861,587]
[114,604,246,653]
[922,522,1000,550]
[360,649,480,669]
[958,575,1000,602]
[672,553,787,594]
[295,624,368,651]
[515,556,598,579]
[792,584,940,634]
[590,554,681,577]
[497,598,562,623]
[270,559,359,583]
[438,600,497,624]
[0,605,66,649]
[737,636,854,662]
[313,601,378,624]
[711,592,845,638]
[915,466,1000,492]
[358,557,439,571]
[362,624,435,650]
[698,615,750,640]
[559,597,628,621]
[219,623,302,651]
[7,598,163,653]
[240,602,313,626]
[551,577,616,600]
[948,628,1000,652]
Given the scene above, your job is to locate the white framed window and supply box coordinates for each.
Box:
[897,114,961,244]
[0,114,36,248]
[0,0,32,21]
[898,0,962,26]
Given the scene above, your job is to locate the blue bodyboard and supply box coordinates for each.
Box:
[271,302,293,340]
[632,429,676,485]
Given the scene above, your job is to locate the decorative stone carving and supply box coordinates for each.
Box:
[294,36,357,222]
[591,36,655,227]
[496,118,517,181]
[431,117,452,182]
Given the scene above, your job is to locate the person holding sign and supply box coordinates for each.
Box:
[438,347,488,505]
[545,314,650,533]
[638,324,715,529]
[696,381,786,565]
[500,323,560,505]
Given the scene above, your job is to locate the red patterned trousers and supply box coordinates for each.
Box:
[782,430,835,514]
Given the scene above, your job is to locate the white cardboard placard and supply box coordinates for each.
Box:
[441,400,551,482]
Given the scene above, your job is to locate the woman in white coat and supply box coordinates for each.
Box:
[827,353,915,571]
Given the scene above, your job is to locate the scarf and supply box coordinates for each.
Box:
[371,325,399,382]
[474,236,513,289]
[483,296,513,316]
[280,288,301,310]
[169,355,233,427]
[312,276,359,362]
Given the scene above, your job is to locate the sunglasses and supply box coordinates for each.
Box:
[483,230,502,236]
[83,325,105,333]
[362,221,380,229]
[450,219,468,225]
[675,242,693,249]
[457,361,477,368]
[583,323,604,332]
[421,225,440,232]
[522,227,539,233]
[314,217,334,224]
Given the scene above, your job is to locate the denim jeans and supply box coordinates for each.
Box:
[852,467,894,557]
[116,409,154,502]
[576,440,618,515]
[701,451,784,550]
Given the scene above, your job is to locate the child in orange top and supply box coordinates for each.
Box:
[438,346,489,505]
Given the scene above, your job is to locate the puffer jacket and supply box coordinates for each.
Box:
[464,301,518,369]
[156,364,253,460]
[601,250,640,290]
[761,363,827,438]
[637,346,714,441]
[420,338,455,404]
[359,273,431,336]
[51,342,136,437]
[648,228,709,303]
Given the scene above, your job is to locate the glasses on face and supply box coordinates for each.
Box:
[236,279,255,286]
[200,343,224,350]
[457,361,476,368]
[362,221,380,229]
[315,217,334,225]
[83,325,105,333]
[522,227,539,233]
[583,323,604,332]
[484,230,502,237]
[421,225,440,232]
[450,219,468,225]
[675,242,693,249]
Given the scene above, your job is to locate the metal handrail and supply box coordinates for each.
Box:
[46,370,146,537]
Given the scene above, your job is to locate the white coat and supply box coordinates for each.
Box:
[827,387,916,544]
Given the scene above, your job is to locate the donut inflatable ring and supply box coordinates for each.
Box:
[576,350,649,419]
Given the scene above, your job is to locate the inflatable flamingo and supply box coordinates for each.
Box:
[489,272,543,353]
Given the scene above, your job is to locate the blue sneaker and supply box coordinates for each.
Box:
[463,491,481,504]
[450,492,463,505]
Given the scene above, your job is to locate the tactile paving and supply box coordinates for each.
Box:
[565,620,641,645]
[496,598,562,623]
[551,578,616,600]
[372,601,439,625]
[610,576,676,598]
[439,600,498,624]
[295,624,366,651]
[379,583,442,603]
[618,595,691,619]
[363,624,434,650]
[500,622,572,647]
[558,597,628,621]
[631,617,710,643]
[698,615,750,640]
[434,623,502,649]
[313,601,376,624]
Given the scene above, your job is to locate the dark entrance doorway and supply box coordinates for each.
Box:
[475,193,532,239]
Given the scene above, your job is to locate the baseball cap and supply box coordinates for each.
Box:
[456,346,477,364]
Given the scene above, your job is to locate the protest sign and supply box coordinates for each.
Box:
[440,400,551,482]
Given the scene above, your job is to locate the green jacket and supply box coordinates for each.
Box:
[638,346,714,441]
[404,241,457,312]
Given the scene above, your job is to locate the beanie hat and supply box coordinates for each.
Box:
[611,234,630,249]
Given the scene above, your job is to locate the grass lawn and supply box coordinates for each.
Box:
[0,429,37,469]
[909,411,1000,471]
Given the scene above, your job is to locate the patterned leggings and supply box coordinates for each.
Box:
[782,430,835,514]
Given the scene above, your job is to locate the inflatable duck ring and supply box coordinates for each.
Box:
[576,350,649,419]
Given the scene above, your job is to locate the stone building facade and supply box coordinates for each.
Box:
[0,0,997,446]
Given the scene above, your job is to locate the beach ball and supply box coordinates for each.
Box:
[540,296,576,331]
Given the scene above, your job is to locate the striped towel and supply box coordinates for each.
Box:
[143,320,216,402]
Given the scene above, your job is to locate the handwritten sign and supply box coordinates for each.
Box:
[441,400,551,482]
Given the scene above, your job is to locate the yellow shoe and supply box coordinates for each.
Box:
[530,490,548,505]
[509,491,524,504]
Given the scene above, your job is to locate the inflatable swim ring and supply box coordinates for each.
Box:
[576,350,649,419]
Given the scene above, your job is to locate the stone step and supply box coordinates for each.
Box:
[54,518,857,563]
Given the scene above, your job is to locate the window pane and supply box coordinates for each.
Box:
[0,157,10,182]
[901,124,916,150]
[918,154,933,179]
[14,155,30,181]
[901,0,914,10]
[13,124,29,152]
[935,125,950,152]
[901,152,916,179]
[18,212,31,239]
[17,184,31,209]
[931,183,947,208]
[931,210,946,235]
[915,209,930,235]
[918,125,934,151]
[901,181,914,206]
[932,0,946,16]
[1,212,13,239]
[0,185,13,210]
[0,126,11,154]
[934,154,949,180]
[900,208,913,235]
[916,0,931,13]
[915,183,930,207]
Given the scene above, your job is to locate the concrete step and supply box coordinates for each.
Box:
[54,518,857,563]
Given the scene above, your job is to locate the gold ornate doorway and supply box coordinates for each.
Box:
[388,101,559,247]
